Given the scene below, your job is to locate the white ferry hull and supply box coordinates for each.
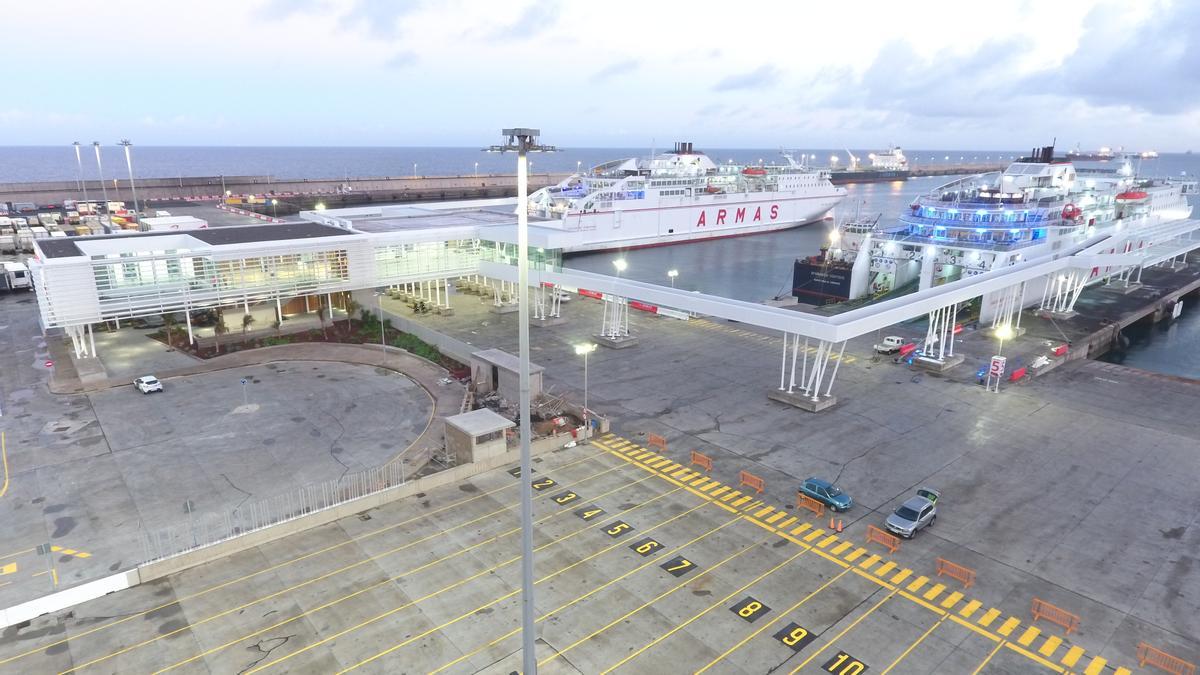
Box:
[561,194,842,253]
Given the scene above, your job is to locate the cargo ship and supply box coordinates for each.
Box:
[829,147,910,185]
[527,143,846,253]
[794,144,1194,304]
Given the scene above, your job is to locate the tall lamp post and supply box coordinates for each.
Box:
[667,269,678,288]
[118,140,140,219]
[271,198,279,219]
[72,142,89,210]
[373,291,387,363]
[483,128,557,675]
[92,142,110,217]
[574,343,596,441]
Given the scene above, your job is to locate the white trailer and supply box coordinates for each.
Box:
[0,261,31,291]
[141,215,208,231]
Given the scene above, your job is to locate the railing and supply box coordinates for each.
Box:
[1030,597,1081,634]
[935,558,976,588]
[689,450,712,473]
[738,470,765,494]
[866,525,900,553]
[1137,642,1196,675]
[796,494,824,518]
[140,445,438,564]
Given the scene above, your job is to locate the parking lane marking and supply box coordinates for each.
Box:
[1060,644,1085,667]
[818,535,839,549]
[777,516,797,529]
[4,450,615,668]
[873,560,896,577]
[844,547,867,563]
[85,459,648,674]
[787,588,899,674]
[959,599,982,618]
[906,575,929,593]
[755,506,775,519]
[803,528,825,542]
[858,553,881,570]
[830,540,853,555]
[1038,635,1062,657]
[997,616,1021,636]
[791,523,811,536]
[765,511,786,525]
[1017,625,1041,646]
[880,614,949,674]
[710,485,730,497]
[0,431,9,498]
[939,590,963,608]
[1083,656,1108,674]
[971,641,1006,674]
[921,582,945,601]
[978,607,1001,627]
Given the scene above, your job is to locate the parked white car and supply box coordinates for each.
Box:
[873,336,906,354]
[134,375,163,394]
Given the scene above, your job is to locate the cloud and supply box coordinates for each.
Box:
[340,0,426,38]
[385,51,418,68]
[589,59,639,83]
[483,0,561,41]
[712,65,780,92]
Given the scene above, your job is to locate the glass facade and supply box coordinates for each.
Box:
[479,240,563,271]
[373,239,481,279]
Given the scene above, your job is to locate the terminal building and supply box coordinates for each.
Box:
[27,199,569,357]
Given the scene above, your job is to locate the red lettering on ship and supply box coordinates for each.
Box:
[717,209,727,225]
[753,207,762,222]
[770,204,779,219]
[735,208,746,223]
[696,211,706,227]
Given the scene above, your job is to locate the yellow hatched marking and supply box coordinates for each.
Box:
[1060,645,1085,668]
[921,583,945,601]
[997,616,1021,637]
[709,485,729,497]
[731,496,753,507]
[905,575,929,593]
[790,523,811,535]
[720,490,741,502]
[764,511,786,525]
[50,546,91,559]
[939,590,963,609]
[1082,657,1107,675]
[649,458,671,469]
[745,501,764,512]
[754,506,775,518]
[777,516,797,529]
[659,461,680,472]
[858,554,881,570]
[977,607,1001,627]
[817,535,838,549]
[873,561,897,578]
[803,528,825,542]
[1016,626,1040,647]
[830,541,853,555]
[0,563,15,575]
[890,568,912,585]
[1113,668,1133,675]
[1038,635,1062,657]
[630,450,653,460]
[670,468,691,479]
[690,477,711,487]
[844,547,867,563]
[958,599,982,618]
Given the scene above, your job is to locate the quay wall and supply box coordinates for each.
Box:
[1070,269,1200,361]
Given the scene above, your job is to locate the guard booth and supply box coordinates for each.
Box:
[470,348,544,401]
[443,408,515,464]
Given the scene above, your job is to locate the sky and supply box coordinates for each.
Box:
[1,0,1197,150]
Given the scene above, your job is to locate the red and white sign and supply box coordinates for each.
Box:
[988,355,1007,378]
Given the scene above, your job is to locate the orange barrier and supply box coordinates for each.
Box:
[690,450,713,473]
[935,558,976,589]
[1030,598,1080,635]
[1138,642,1197,675]
[796,494,824,518]
[647,433,668,452]
[739,470,765,494]
[866,525,900,553]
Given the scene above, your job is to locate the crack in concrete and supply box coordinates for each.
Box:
[220,473,254,511]
[238,634,296,675]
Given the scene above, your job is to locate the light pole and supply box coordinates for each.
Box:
[574,343,596,441]
[576,160,581,174]
[412,162,417,178]
[483,128,557,675]
[995,323,1013,356]
[119,139,140,219]
[72,142,89,211]
[613,258,627,278]
[474,161,479,177]
[667,269,678,288]
[271,198,278,219]
[92,142,109,217]
[374,291,387,361]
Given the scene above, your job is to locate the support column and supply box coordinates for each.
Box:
[88,323,96,359]
[185,308,194,345]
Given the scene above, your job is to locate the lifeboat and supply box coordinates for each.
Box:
[1061,203,1081,220]
[1115,190,1149,201]
[704,185,723,194]
[742,167,768,176]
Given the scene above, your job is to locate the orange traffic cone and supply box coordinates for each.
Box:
[836,519,844,533]
[829,517,835,530]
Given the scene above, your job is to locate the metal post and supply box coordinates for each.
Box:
[779,332,788,390]
[73,142,90,211]
[515,144,536,675]
[93,142,110,216]
[377,292,387,359]
[582,348,589,440]
[119,140,140,218]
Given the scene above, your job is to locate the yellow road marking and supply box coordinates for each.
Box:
[791,522,811,535]
[817,535,839,549]
[971,641,1005,675]
[939,590,963,608]
[710,485,729,497]
[721,490,741,502]
[906,575,929,593]
[1113,668,1133,675]
[788,589,899,674]
[764,511,786,525]
[0,563,16,575]
[698,566,858,674]
[662,462,681,472]
[59,454,623,672]
[830,540,853,555]
[978,607,1001,627]
[1083,656,1108,675]
[671,468,690,479]
[50,546,92,559]
[755,506,775,518]
[873,561,896,577]
[415,515,746,675]
[997,616,1021,636]
[1039,635,1062,657]
[1003,642,1066,672]
[1017,625,1041,647]
[731,495,753,507]
[1060,645,1085,667]
[691,476,710,487]
[890,568,912,585]
[881,614,948,674]
[649,457,671,469]
[921,582,945,601]
[803,528,825,542]
[844,547,867,563]
[0,548,32,561]
[959,599,982,618]
[858,553,881,570]
[191,485,713,675]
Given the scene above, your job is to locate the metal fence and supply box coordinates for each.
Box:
[140,445,439,564]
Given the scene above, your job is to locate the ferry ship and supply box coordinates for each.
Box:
[793,145,1194,306]
[527,142,845,253]
[829,146,910,185]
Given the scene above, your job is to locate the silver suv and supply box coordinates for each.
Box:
[885,488,940,539]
